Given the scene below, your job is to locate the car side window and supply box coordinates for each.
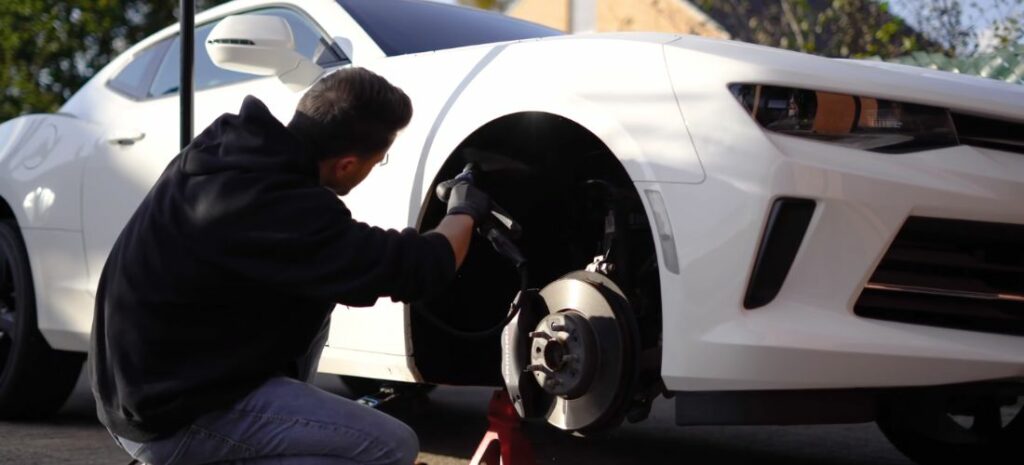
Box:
[148,21,255,97]
[148,8,344,98]
[108,42,169,98]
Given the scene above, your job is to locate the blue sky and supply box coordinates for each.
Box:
[888,0,1023,50]
[888,0,1009,26]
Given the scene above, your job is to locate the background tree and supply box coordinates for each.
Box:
[700,0,1023,58]
[458,0,516,10]
[460,0,944,57]
[0,0,227,121]
[697,0,942,58]
[898,0,1024,56]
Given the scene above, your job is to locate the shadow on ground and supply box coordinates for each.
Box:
[392,386,913,465]
[0,370,915,465]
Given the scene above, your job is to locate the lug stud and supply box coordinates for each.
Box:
[526,364,553,375]
[529,331,553,340]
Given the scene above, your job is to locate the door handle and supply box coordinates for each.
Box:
[107,130,146,146]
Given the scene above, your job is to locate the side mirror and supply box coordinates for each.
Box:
[206,15,323,91]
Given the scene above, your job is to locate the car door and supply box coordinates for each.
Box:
[81,7,348,294]
[81,34,185,295]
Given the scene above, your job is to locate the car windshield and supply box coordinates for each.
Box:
[336,0,563,56]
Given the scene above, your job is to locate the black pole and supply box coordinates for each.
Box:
[180,0,195,150]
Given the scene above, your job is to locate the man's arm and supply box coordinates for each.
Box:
[197,173,489,306]
[430,214,474,269]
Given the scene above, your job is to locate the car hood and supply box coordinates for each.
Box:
[662,34,1024,122]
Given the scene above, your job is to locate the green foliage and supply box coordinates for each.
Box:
[457,0,515,11]
[885,44,1024,84]
[899,0,1024,57]
[698,0,941,58]
[0,1,227,120]
[699,0,1023,59]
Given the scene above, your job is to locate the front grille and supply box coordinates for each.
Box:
[855,217,1024,336]
[951,112,1024,155]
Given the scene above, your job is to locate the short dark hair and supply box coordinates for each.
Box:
[287,67,413,160]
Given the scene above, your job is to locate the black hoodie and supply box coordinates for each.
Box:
[89,96,455,442]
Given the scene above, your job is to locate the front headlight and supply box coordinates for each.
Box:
[729,84,959,153]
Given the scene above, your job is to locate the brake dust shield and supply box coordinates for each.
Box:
[501,270,638,432]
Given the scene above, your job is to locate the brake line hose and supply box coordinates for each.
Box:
[413,162,532,339]
[410,263,529,340]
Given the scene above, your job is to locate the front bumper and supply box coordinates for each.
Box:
[646,89,1024,391]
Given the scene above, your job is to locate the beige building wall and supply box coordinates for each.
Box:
[506,0,729,38]
[507,0,570,31]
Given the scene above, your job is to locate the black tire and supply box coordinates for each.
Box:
[877,389,1024,465]
[0,220,84,419]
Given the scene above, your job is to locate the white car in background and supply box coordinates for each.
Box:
[0,0,1022,463]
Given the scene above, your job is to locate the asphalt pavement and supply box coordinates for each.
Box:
[0,371,917,465]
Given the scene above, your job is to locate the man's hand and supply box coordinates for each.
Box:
[433,168,525,270]
[436,170,491,223]
[432,169,492,269]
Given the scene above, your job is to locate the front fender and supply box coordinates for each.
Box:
[0,114,101,352]
[418,37,706,204]
[0,114,101,231]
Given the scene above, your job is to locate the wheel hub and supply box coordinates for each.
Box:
[527,312,596,399]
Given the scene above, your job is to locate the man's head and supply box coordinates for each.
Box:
[287,67,413,195]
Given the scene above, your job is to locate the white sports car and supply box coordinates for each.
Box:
[0,0,1022,463]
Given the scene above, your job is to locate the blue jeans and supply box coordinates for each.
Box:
[112,377,418,465]
[110,319,418,465]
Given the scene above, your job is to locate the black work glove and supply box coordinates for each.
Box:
[436,171,491,223]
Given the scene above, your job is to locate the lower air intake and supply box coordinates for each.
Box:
[855,217,1024,336]
[743,198,816,309]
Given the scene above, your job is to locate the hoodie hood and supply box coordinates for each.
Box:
[182,96,318,179]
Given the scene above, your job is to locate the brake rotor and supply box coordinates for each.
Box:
[502,270,638,432]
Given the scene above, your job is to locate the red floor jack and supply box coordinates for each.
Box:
[469,390,538,465]
[358,387,538,465]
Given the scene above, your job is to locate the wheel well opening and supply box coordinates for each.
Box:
[412,112,662,388]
